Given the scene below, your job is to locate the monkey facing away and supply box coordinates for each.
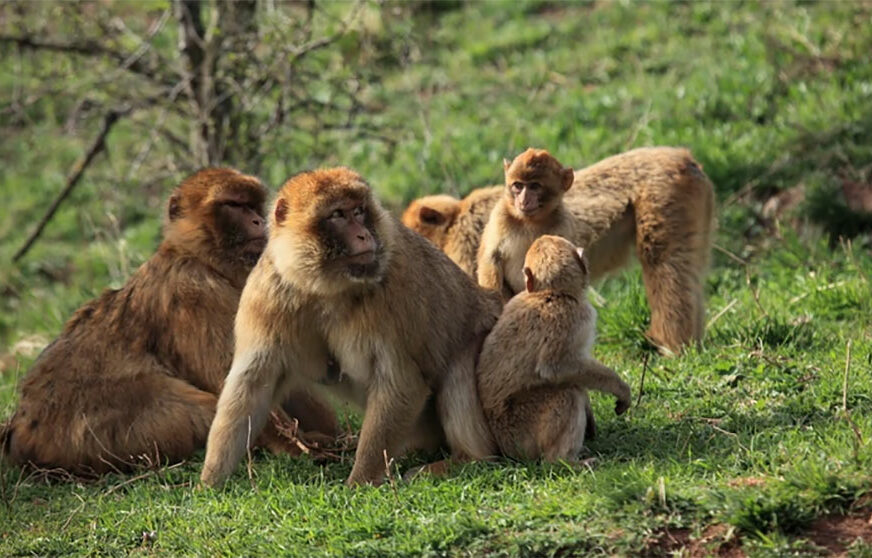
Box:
[401,185,503,277]
[201,167,502,487]
[1,168,337,475]
[476,147,715,354]
[477,235,631,462]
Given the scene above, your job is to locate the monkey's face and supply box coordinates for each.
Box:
[401,195,460,248]
[211,188,268,264]
[504,148,574,222]
[271,168,389,294]
[165,168,268,269]
[317,196,382,280]
[523,235,589,294]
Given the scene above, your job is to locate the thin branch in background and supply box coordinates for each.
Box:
[0,34,172,86]
[842,339,852,414]
[744,266,769,319]
[13,106,130,262]
[635,352,650,408]
[706,299,738,330]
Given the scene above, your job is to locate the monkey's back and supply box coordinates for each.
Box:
[4,247,241,471]
[566,147,713,245]
[444,186,502,276]
[477,291,586,415]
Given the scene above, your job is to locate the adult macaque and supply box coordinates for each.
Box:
[476,147,714,353]
[1,168,336,475]
[201,167,501,487]
[478,235,631,461]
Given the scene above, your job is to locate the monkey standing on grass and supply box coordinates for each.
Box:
[403,147,715,354]
[477,235,631,461]
[476,147,714,354]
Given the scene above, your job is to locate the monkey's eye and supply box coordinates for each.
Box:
[329,209,345,220]
[224,201,243,208]
[352,205,366,219]
[528,182,541,191]
[511,182,523,193]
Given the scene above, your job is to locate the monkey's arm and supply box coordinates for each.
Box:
[477,243,513,300]
[574,358,631,415]
[537,349,631,415]
[201,346,283,487]
[346,354,431,486]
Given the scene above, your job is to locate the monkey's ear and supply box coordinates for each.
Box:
[275,198,289,225]
[575,247,588,274]
[419,206,447,226]
[524,267,535,293]
[503,158,512,172]
[168,194,182,220]
[561,168,574,192]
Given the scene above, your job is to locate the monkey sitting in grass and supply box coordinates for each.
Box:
[477,235,631,462]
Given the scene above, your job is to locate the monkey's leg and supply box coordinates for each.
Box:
[10,373,217,474]
[538,389,589,462]
[201,350,277,487]
[438,341,497,461]
[638,251,703,354]
[346,365,430,486]
[495,387,587,462]
[576,358,631,415]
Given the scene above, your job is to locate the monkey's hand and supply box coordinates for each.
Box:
[615,397,630,415]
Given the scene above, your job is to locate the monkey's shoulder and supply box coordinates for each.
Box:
[501,292,584,329]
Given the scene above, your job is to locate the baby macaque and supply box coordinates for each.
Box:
[477,235,631,461]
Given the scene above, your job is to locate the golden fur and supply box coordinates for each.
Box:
[475,147,715,353]
[477,235,631,461]
[202,168,502,487]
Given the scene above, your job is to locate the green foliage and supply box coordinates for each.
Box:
[2,1,872,556]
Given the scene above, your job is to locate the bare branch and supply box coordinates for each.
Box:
[0,34,173,86]
[13,107,131,262]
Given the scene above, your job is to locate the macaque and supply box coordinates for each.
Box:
[401,186,503,276]
[477,147,715,353]
[201,167,502,487]
[1,168,336,475]
[478,235,631,461]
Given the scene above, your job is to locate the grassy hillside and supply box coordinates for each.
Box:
[2,1,871,556]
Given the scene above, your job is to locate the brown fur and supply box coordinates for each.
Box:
[401,186,503,276]
[201,167,502,487]
[1,168,337,475]
[476,146,715,353]
[477,235,631,461]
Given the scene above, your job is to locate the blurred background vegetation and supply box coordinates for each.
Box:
[1,0,871,353]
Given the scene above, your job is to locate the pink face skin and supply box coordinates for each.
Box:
[325,199,377,265]
[510,180,545,217]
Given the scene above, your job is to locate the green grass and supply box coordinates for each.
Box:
[2,1,872,556]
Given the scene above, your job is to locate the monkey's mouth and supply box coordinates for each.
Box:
[346,250,376,265]
[245,237,268,252]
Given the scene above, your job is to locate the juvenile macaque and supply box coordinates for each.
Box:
[477,147,714,353]
[201,167,502,487]
[477,235,631,461]
[1,168,336,475]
